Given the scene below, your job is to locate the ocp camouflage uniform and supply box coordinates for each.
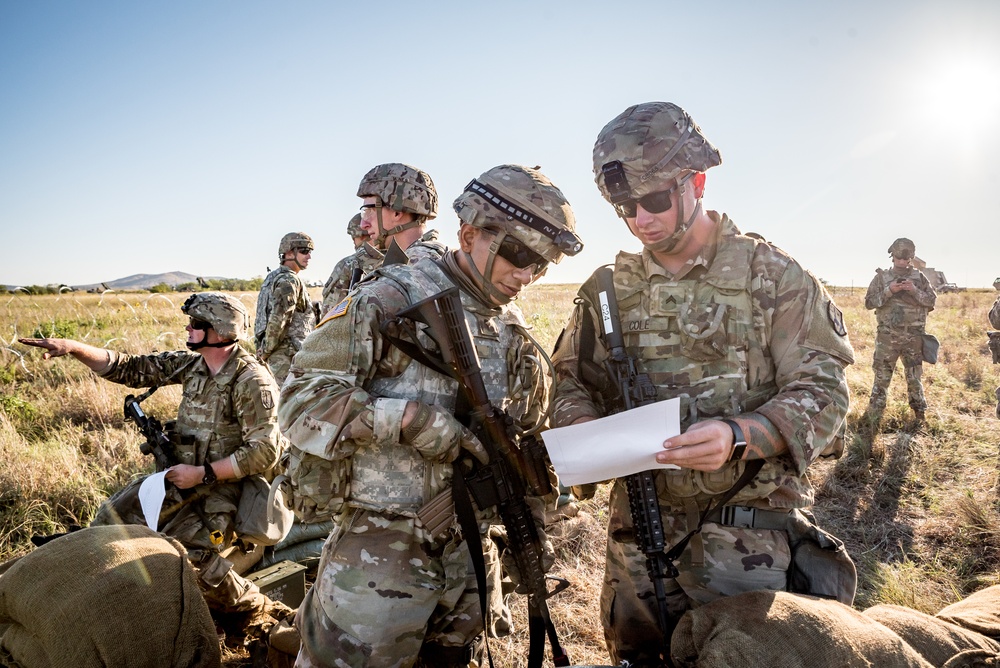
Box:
[989,297,1000,419]
[551,215,856,666]
[90,346,283,612]
[321,243,383,317]
[864,266,936,416]
[279,255,548,668]
[255,265,316,385]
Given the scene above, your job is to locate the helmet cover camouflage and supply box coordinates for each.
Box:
[593,102,722,204]
[346,213,364,238]
[279,232,315,257]
[182,292,249,341]
[452,164,583,264]
[888,237,915,258]
[356,163,438,220]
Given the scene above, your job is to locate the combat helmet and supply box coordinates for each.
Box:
[593,102,722,253]
[182,292,249,346]
[346,213,364,239]
[278,232,315,269]
[888,237,915,259]
[357,163,438,250]
[453,164,583,304]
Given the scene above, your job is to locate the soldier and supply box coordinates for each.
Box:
[989,294,1000,419]
[357,162,447,262]
[320,213,382,317]
[19,293,286,620]
[255,232,317,385]
[862,237,937,425]
[278,164,583,668]
[551,102,856,666]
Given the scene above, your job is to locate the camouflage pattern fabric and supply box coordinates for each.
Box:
[864,266,936,415]
[989,295,1000,330]
[551,214,855,665]
[357,163,438,219]
[255,265,316,385]
[279,254,550,667]
[89,346,283,611]
[321,243,383,316]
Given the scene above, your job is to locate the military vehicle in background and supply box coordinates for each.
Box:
[912,256,959,293]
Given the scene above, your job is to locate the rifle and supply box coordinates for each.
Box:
[389,286,570,668]
[594,266,675,659]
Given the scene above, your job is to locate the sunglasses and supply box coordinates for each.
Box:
[297,248,312,255]
[615,185,679,218]
[493,233,548,275]
[188,318,211,331]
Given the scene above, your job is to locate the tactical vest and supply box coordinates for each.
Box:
[874,268,929,329]
[255,267,315,350]
[584,236,787,508]
[348,259,519,516]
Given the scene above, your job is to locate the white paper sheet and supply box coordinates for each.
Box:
[540,398,681,486]
[138,471,168,532]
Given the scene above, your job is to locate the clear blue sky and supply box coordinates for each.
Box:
[2,0,999,289]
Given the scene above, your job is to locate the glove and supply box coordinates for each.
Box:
[498,495,555,595]
[401,403,488,465]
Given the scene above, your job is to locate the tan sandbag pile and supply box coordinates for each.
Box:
[0,525,220,668]
[938,585,1000,640]
[863,604,1000,666]
[670,590,934,668]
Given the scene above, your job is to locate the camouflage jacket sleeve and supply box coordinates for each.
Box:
[98,350,201,388]
[260,274,300,357]
[278,282,405,461]
[864,270,889,310]
[747,249,854,474]
[504,305,551,434]
[991,296,1000,330]
[230,363,284,477]
[911,272,937,310]
[551,293,608,428]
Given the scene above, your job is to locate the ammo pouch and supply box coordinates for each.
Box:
[921,333,940,364]
[785,508,857,606]
[233,474,294,546]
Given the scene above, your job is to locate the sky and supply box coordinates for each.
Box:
[2,0,999,290]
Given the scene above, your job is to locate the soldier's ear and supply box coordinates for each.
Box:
[693,172,707,199]
[457,224,479,253]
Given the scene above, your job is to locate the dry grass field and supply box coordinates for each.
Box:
[2,284,1000,666]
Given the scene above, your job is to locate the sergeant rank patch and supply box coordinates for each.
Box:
[827,301,847,337]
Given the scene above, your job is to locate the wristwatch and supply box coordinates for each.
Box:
[202,462,218,485]
[721,419,747,462]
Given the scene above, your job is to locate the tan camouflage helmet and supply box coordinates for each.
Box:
[278,232,314,260]
[452,164,583,265]
[346,213,364,238]
[888,237,915,258]
[182,292,249,341]
[356,163,438,220]
[593,102,722,208]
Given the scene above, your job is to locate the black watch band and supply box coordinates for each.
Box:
[721,419,747,462]
[202,462,218,485]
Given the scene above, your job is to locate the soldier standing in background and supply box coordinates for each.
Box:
[551,102,856,666]
[279,164,582,668]
[989,293,1000,419]
[255,232,316,385]
[862,237,937,426]
[320,213,382,317]
[19,293,286,623]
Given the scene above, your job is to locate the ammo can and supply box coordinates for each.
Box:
[247,560,308,608]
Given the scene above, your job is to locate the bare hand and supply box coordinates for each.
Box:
[18,337,75,359]
[165,464,205,490]
[657,420,734,472]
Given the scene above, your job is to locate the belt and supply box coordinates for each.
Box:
[703,505,790,531]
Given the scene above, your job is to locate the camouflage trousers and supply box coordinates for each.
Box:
[265,342,297,387]
[867,326,926,414]
[601,488,792,667]
[295,507,507,668]
[90,475,265,613]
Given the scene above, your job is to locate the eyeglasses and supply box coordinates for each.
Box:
[492,233,548,276]
[188,318,211,331]
[297,248,313,255]
[615,185,680,218]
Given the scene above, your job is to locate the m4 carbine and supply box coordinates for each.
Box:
[123,393,178,472]
[389,286,570,668]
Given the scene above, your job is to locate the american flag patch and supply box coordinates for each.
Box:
[320,297,351,325]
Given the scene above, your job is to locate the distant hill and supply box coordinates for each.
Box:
[2,272,227,292]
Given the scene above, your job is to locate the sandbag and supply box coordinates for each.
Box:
[938,585,1000,639]
[0,525,220,668]
[670,590,934,668]
[864,604,1000,666]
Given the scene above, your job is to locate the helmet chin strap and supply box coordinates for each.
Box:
[372,207,422,251]
[284,255,306,272]
[186,326,235,351]
[646,184,703,254]
[460,232,512,306]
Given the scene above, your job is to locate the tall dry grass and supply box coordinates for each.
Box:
[2,285,1000,667]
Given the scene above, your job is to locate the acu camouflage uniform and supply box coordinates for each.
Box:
[90,346,283,612]
[864,265,936,416]
[320,230,448,317]
[279,256,548,668]
[255,265,316,385]
[551,214,856,666]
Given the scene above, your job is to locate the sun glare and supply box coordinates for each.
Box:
[913,54,1000,135]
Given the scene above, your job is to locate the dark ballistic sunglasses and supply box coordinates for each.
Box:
[491,232,548,275]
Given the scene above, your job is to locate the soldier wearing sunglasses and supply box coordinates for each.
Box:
[278,164,582,668]
[254,231,317,385]
[862,237,936,427]
[551,102,857,666]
